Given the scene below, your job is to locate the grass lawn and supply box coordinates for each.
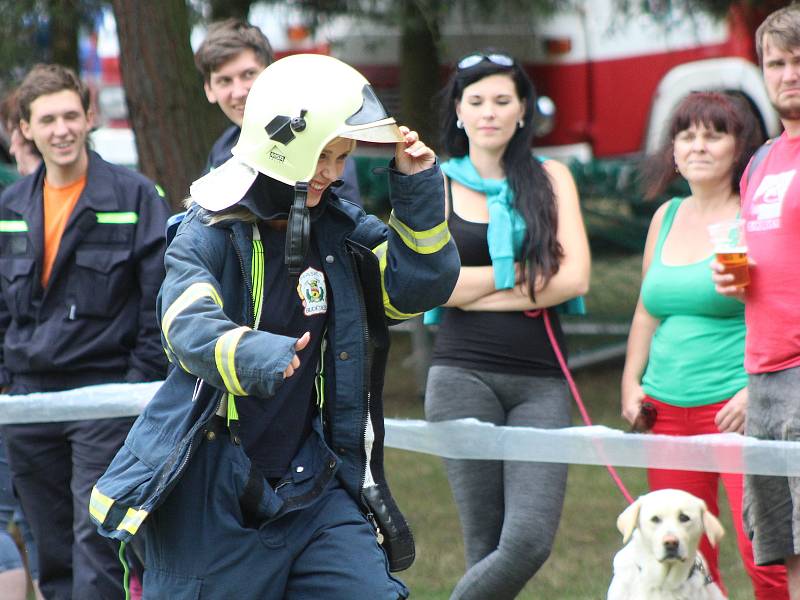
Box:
[381,251,756,599]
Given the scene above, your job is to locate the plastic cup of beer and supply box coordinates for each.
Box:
[708,218,749,287]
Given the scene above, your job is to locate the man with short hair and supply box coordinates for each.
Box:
[195,18,362,203]
[0,63,170,599]
[713,5,800,598]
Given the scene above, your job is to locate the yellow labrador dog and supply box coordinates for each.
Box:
[607,489,726,600]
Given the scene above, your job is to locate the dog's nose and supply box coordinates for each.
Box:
[663,535,679,557]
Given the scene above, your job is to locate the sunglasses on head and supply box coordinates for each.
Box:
[457,53,514,71]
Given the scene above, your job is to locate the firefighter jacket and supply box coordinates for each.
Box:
[90,164,459,566]
[0,151,170,390]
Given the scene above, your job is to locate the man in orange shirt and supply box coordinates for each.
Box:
[0,64,170,599]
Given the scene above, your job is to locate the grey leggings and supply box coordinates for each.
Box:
[424,365,570,600]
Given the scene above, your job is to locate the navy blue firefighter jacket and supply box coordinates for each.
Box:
[90,163,460,563]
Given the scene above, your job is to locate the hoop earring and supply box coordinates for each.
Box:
[456,119,464,129]
[518,120,524,129]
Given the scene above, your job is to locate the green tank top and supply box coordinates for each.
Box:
[640,198,747,406]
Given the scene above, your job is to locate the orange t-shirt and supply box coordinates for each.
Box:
[42,175,86,287]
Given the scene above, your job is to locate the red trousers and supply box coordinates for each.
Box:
[646,396,788,600]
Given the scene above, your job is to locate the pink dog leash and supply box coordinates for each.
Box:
[526,308,635,504]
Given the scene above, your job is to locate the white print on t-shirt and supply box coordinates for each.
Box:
[748,169,796,232]
[297,267,328,316]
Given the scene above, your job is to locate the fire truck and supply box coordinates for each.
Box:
[86,3,778,243]
[320,2,779,243]
[324,2,778,159]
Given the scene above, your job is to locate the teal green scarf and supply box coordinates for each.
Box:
[441,155,526,289]
[423,154,585,325]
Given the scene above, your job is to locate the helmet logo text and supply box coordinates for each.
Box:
[267,145,286,162]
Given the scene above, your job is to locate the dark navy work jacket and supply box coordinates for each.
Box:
[0,151,171,391]
[90,164,459,555]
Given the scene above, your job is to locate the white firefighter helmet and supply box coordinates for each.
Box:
[190,53,404,211]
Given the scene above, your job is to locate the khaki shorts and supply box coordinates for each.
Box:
[745,365,800,565]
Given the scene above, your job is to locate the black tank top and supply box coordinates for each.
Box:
[431,209,566,377]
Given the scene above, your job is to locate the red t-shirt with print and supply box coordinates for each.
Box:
[740,132,800,373]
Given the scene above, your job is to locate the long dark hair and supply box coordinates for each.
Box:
[641,92,764,200]
[439,51,563,299]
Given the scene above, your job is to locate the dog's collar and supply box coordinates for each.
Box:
[634,555,714,586]
[688,556,714,585]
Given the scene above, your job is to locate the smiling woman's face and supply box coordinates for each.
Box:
[456,73,525,154]
[306,137,355,207]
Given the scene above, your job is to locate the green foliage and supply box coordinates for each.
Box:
[270,0,579,44]
[0,0,104,89]
[208,0,252,20]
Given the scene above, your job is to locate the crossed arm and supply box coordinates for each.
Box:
[444,159,590,312]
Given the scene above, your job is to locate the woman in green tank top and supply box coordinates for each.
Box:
[620,92,788,599]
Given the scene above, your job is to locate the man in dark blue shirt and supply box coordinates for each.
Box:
[194,19,362,204]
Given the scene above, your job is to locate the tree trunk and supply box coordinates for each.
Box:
[47,0,80,71]
[398,2,441,152]
[110,0,227,210]
[210,0,253,21]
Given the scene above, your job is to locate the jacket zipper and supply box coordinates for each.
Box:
[231,230,255,325]
[347,245,372,493]
[154,379,220,498]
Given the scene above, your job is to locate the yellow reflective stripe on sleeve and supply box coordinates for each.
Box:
[388,211,450,254]
[117,507,149,535]
[214,326,249,396]
[373,241,421,321]
[89,486,114,524]
[162,282,224,348]
[373,241,388,264]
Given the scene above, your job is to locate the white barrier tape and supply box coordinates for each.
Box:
[385,418,800,477]
[1,382,799,476]
[0,381,161,425]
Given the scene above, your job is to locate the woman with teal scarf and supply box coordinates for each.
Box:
[424,51,590,599]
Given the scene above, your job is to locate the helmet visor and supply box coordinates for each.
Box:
[339,84,404,143]
[339,118,404,143]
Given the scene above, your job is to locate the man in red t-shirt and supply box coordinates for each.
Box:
[713,6,800,598]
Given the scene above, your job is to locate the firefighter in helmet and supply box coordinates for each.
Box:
[90,54,459,598]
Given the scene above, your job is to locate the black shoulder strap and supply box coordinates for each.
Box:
[746,138,777,185]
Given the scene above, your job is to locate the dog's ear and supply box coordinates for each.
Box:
[702,509,725,547]
[617,499,641,544]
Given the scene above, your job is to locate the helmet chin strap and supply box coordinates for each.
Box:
[285,182,310,281]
